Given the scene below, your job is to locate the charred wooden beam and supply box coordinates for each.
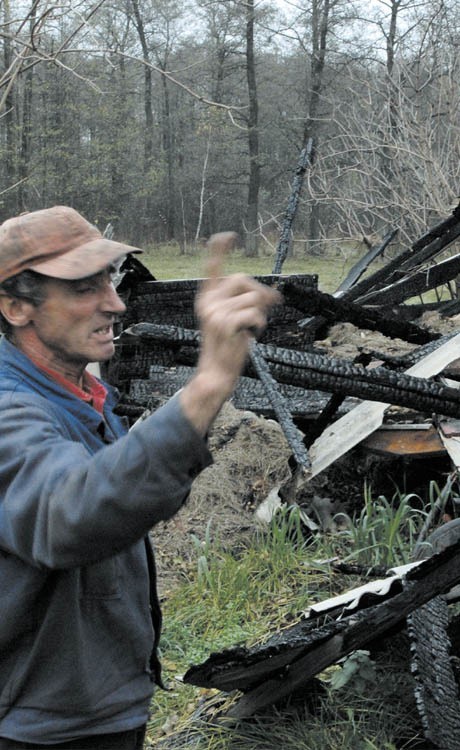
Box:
[335,228,398,295]
[302,352,373,447]
[345,203,460,303]
[281,281,438,344]
[303,393,345,448]
[370,332,457,371]
[261,343,460,418]
[408,595,460,750]
[129,365,355,420]
[183,539,460,719]
[357,252,460,306]
[287,229,399,339]
[377,300,451,322]
[412,201,460,252]
[436,296,460,317]
[272,138,315,275]
[249,342,311,469]
[120,274,318,351]
[121,324,460,419]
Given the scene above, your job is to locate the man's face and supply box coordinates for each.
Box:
[17,269,126,381]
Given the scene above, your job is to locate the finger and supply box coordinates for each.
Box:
[205,231,239,283]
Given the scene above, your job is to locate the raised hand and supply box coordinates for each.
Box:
[179,233,281,435]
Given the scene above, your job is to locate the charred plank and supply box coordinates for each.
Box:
[362,332,457,371]
[346,203,460,302]
[183,540,460,718]
[129,365,354,420]
[249,342,311,469]
[335,228,398,295]
[272,138,315,275]
[357,252,460,306]
[119,274,318,351]
[412,201,460,252]
[261,344,460,418]
[281,281,438,344]
[121,324,460,419]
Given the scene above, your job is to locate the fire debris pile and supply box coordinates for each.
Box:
[108,199,460,477]
[106,202,460,748]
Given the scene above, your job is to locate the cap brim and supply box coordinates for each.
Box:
[28,238,143,280]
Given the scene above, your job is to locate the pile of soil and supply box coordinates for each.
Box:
[151,403,292,594]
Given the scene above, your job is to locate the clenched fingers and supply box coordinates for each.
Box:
[196,272,281,339]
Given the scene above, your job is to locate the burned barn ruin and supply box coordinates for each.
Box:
[104,184,460,747]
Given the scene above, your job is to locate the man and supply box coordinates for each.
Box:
[0,206,279,749]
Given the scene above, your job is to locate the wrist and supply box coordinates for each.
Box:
[179,370,236,437]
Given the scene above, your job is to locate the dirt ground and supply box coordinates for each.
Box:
[151,311,460,595]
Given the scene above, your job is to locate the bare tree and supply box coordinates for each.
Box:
[244,0,260,256]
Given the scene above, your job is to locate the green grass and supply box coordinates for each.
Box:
[140,239,457,304]
[145,482,456,748]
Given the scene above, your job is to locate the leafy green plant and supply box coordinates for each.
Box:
[336,482,429,569]
[328,651,377,693]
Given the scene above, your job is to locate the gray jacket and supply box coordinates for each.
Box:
[0,337,212,743]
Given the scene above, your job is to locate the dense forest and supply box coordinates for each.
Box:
[1,0,459,255]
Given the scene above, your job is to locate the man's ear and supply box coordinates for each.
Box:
[0,295,35,328]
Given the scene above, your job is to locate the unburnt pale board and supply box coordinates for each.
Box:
[307,331,460,478]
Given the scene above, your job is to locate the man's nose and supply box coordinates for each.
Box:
[101,282,127,314]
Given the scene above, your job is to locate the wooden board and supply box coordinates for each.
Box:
[306,332,460,478]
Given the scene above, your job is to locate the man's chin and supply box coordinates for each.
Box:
[94,344,116,362]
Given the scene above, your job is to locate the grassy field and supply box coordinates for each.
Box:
[140,241,368,293]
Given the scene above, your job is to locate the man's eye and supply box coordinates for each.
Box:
[75,283,97,294]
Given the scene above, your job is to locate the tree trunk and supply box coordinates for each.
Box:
[161,70,175,241]
[130,0,155,237]
[2,0,17,216]
[244,0,260,257]
[18,2,37,211]
[303,0,331,255]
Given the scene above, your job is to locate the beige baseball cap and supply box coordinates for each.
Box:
[0,206,143,283]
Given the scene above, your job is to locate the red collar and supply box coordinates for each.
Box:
[31,361,108,414]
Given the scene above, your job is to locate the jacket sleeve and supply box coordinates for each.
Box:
[0,394,212,569]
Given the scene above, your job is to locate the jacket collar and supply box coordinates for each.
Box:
[0,337,121,432]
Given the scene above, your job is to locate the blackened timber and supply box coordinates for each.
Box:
[407,597,460,749]
[412,201,460,252]
[397,216,460,274]
[294,229,398,339]
[272,138,315,275]
[261,344,460,418]
[130,365,355,420]
[303,393,345,448]
[122,325,313,458]
[345,206,460,303]
[378,300,450,322]
[363,332,457,371]
[434,296,460,317]
[357,252,460,306]
[183,539,460,711]
[120,273,318,350]
[281,281,439,344]
[122,322,200,346]
[249,342,311,469]
[121,324,460,418]
[335,228,398,294]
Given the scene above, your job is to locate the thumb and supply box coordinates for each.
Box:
[203,231,239,288]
